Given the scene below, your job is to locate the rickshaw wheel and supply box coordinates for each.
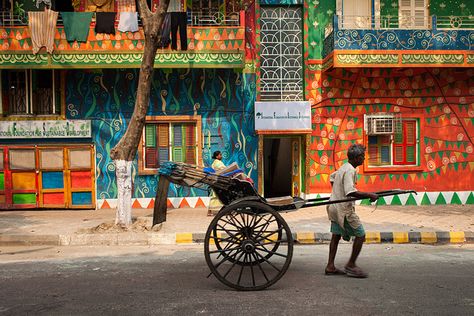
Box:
[204,200,293,291]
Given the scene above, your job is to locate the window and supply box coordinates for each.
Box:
[0,70,61,116]
[367,119,418,167]
[140,117,201,172]
[259,7,303,101]
[399,0,428,29]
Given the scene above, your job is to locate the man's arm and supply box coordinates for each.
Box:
[348,191,378,202]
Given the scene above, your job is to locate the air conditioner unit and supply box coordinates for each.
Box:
[364,114,401,135]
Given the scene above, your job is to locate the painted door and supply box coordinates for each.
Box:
[342,0,371,29]
[291,138,301,196]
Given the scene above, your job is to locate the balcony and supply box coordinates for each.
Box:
[0,10,246,69]
[322,14,474,68]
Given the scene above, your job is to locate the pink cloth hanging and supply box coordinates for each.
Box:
[28,9,59,54]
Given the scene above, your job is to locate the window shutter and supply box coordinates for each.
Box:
[158,148,169,163]
[185,125,195,146]
[406,146,415,163]
[405,121,416,164]
[173,125,183,146]
[173,148,183,162]
[158,124,169,147]
[145,148,157,168]
[394,146,404,163]
[368,145,379,165]
[145,125,156,147]
[381,146,390,164]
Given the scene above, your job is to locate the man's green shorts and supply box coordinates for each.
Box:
[330,218,365,241]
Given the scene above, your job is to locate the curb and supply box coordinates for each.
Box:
[1,231,473,247]
[183,231,474,245]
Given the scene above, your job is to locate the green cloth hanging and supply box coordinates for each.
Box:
[61,12,93,43]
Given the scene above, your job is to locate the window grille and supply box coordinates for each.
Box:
[260,7,303,101]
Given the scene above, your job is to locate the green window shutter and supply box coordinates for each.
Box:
[173,148,183,162]
[394,132,403,144]
[145,125,156,147]
[406,146,415,163]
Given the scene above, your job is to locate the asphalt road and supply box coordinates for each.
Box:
[0,244,473,315]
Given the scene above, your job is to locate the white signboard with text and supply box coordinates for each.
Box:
[254,101,311,131]
[0,120,92,139]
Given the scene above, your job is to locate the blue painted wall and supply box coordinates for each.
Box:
[66,69,257,200]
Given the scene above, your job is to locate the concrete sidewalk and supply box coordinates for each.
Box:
[0,204,473,246]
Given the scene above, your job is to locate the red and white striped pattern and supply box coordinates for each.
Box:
[28,9,58,54]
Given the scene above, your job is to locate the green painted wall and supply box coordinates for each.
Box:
[307,0,336,60]
[430,0,473,16]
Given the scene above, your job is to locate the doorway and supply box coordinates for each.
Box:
[263,137,301,198]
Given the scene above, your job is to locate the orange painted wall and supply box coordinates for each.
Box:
[306,67,474,193]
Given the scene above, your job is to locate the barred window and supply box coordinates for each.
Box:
[0,70,61,116]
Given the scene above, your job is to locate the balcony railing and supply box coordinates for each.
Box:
[0,10,241,27]
[320,13,474,67]
[337,14,474,30]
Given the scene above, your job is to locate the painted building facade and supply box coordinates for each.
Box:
[0,0,473,210]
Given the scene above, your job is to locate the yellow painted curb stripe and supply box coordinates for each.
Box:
[393,232,409,243]
[176,233,193,244]
[449,231,465,243]
[209,232,222,245]
[421,232,437,244]
[296,232,315,244]
[365,232,380,243]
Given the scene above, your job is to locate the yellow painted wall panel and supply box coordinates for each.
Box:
[12,173,36,190]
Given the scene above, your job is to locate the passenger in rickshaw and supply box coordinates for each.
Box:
[325,144,378,278]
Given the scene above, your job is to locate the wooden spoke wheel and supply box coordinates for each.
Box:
[204,201,293,291]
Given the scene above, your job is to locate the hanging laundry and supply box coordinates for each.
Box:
[36,0,52,8]
[117,12,138,33]
[61,12,93,42]
[86,0,114,12]
[95,12,116,34]
[116,0,136,12]
[28,9,59,54]
[53,0,74,12]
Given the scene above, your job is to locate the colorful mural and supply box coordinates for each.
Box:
[306,0,336,60]
[65,69,257,201]
[307,67,474,203]
[0,25,245,53]
[333,28,474,50]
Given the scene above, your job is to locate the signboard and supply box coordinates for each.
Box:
[0,120,92,139]
[255,101,311,131]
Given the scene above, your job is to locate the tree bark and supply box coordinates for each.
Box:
[111,0,170,226]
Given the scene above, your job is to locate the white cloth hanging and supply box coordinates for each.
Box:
[118,12,139,33]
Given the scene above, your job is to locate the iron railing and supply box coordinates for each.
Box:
[0,10,241,27]
[336,14,474,30]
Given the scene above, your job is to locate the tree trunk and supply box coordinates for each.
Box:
[110,0,170,226]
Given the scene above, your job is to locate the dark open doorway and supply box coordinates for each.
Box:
[263,138,292,198]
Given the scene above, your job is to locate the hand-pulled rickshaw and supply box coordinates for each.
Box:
[155,162,415,291]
